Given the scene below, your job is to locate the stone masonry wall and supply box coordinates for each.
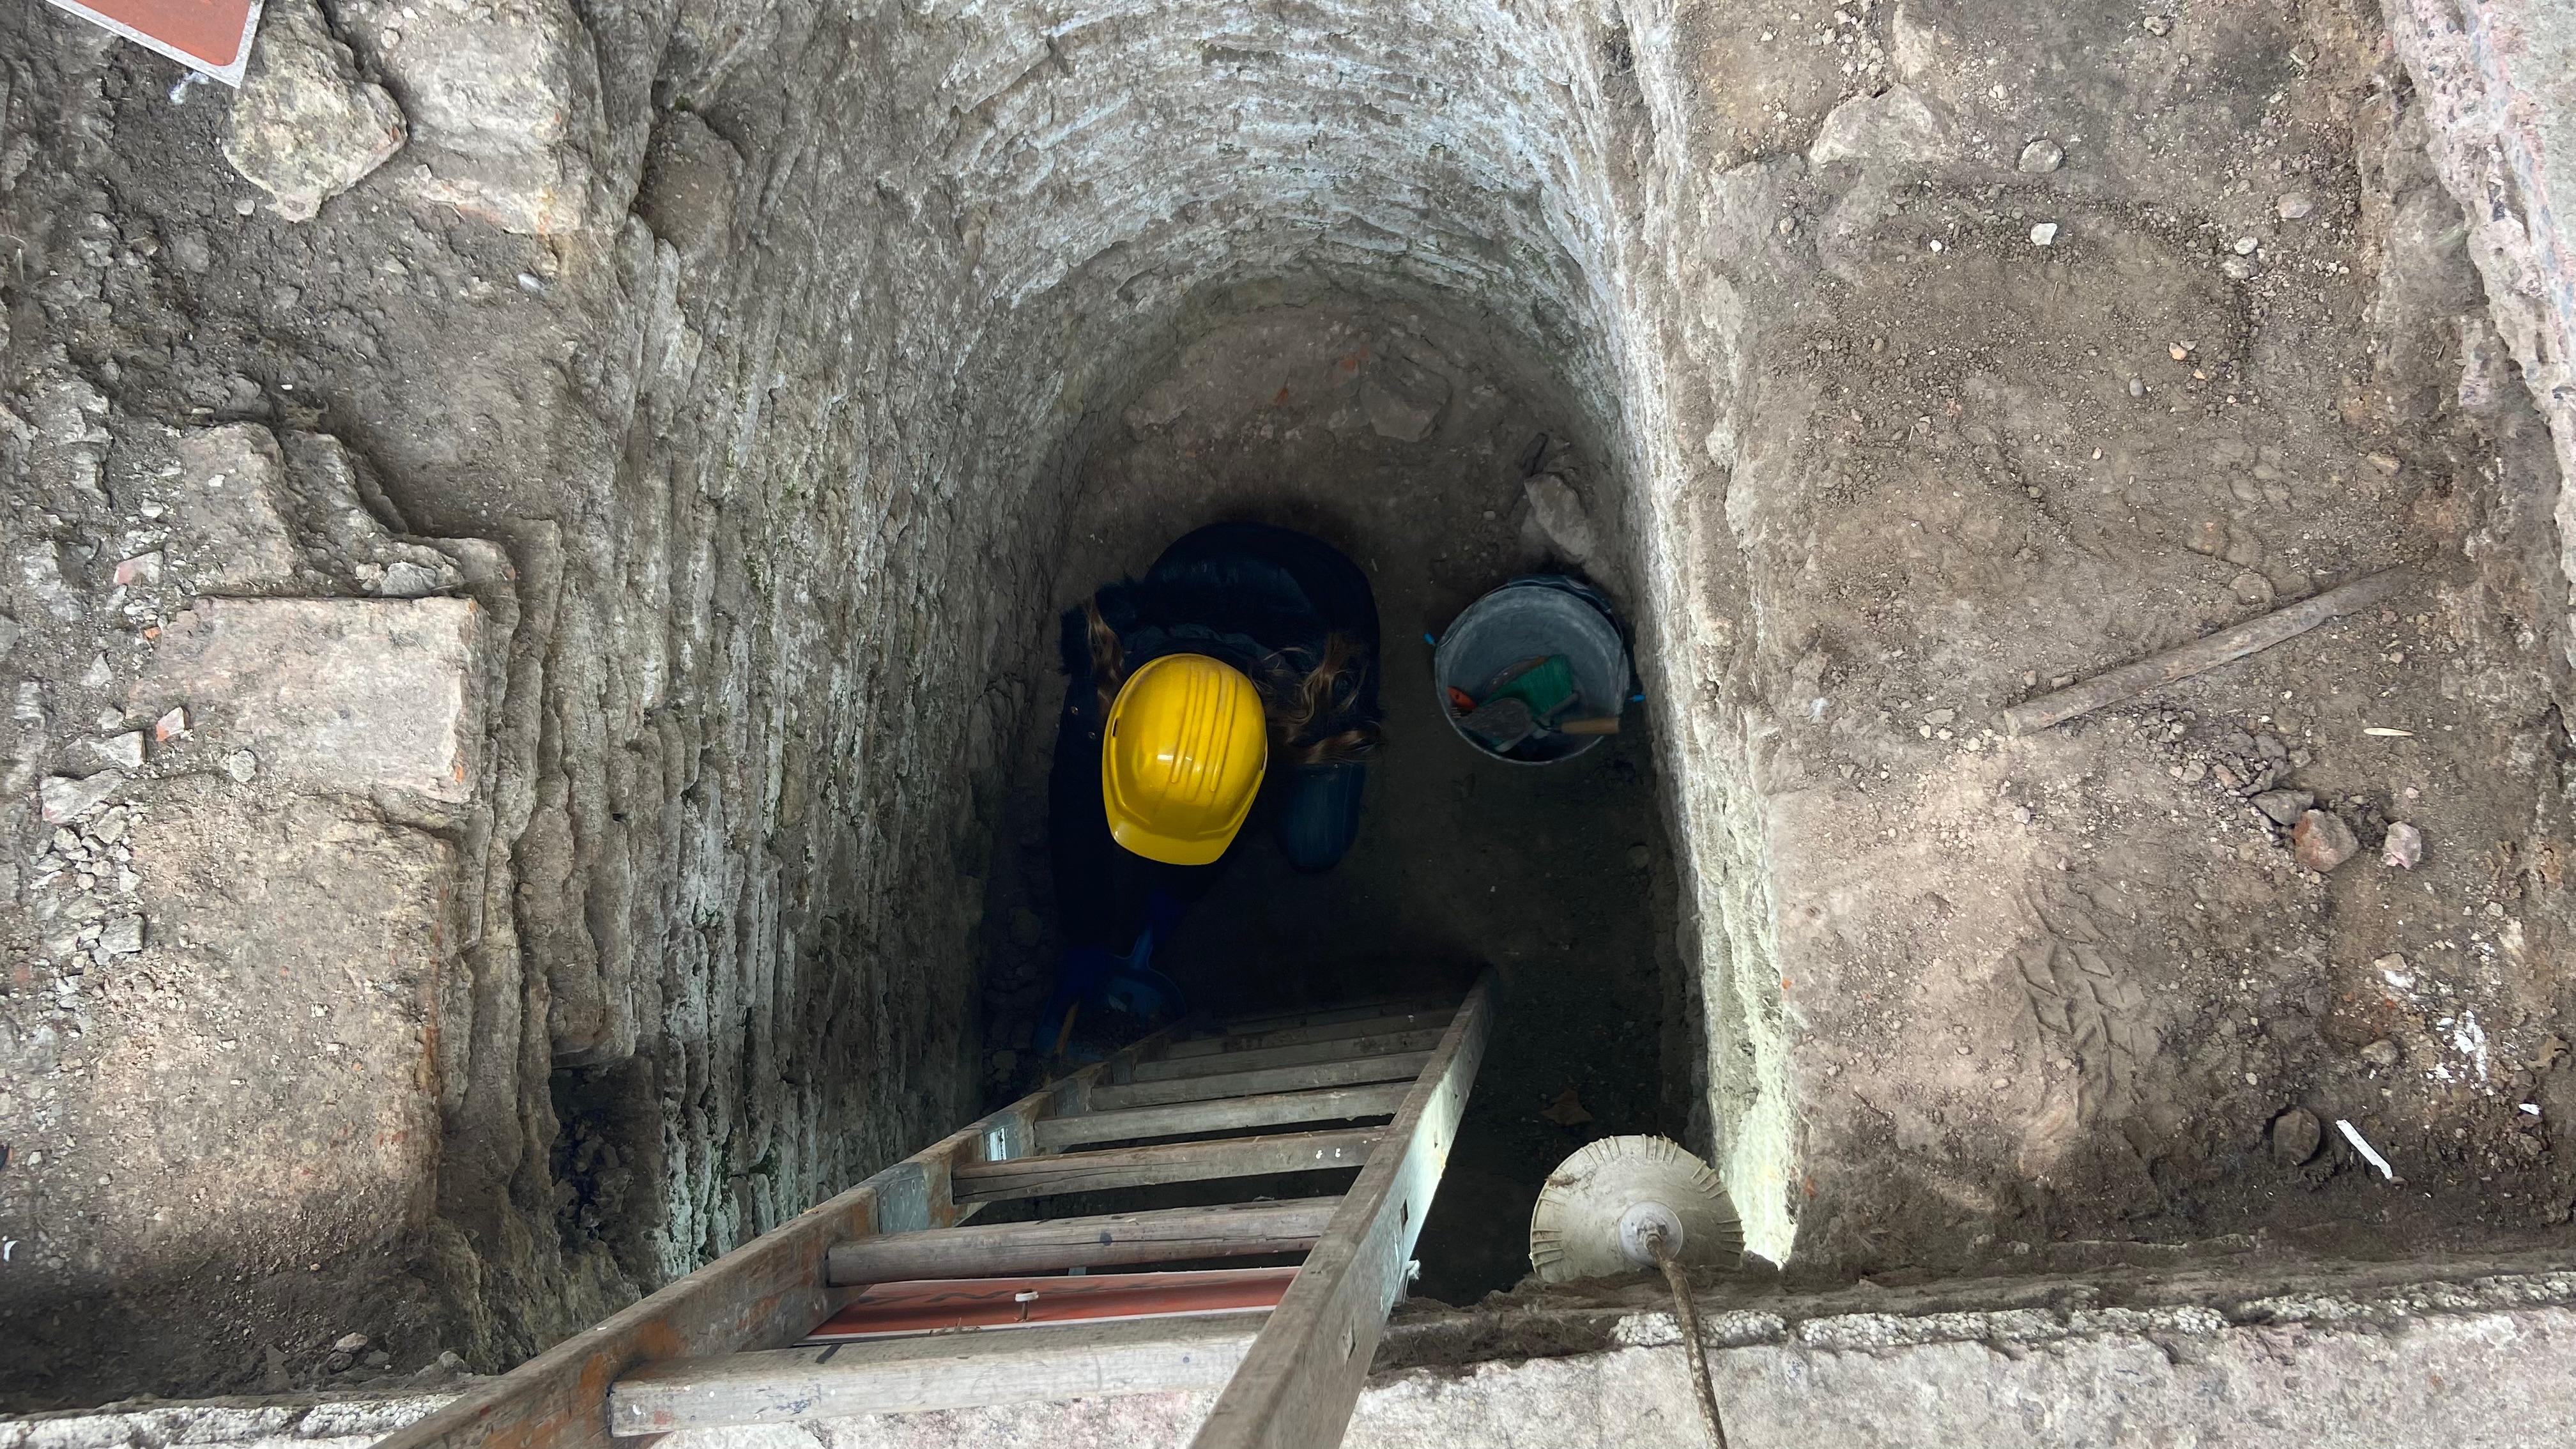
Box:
[15,1251,2576,1447]
[2388,0,2576,656]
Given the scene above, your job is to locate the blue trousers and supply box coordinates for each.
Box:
[1034,763,1367,1050]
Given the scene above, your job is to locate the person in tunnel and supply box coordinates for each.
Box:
[1036,521,1382,1054]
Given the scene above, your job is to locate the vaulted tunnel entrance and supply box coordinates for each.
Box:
[970,295,1694,1301]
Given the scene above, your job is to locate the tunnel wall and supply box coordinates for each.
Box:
[17,0,2576,1405]
[2386,0,2576,671]
[553,0,1803,1284]
[592,0,1801,1263]
[536,0,2576,1322]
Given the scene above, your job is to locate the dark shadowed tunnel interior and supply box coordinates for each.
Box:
[970,296,1690,1301]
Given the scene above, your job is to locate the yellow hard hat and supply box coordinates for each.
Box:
[1103,653,1269,865]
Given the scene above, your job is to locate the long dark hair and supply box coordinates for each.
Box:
[1085,597,1379,767]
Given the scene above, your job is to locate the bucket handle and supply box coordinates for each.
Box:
[1424,632,1645,705]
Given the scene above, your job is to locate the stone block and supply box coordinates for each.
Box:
[2389,0,2576,648]
[5,681,45,796]
[172,427,302,593]
[272,433,466,598]
[343,0,611,234]
[1521,472,1616,588]
[39,770,124,824]
[14,539,84,622]
[1358,356,1450,442]
[1807,85,1958,169]
[134,597,482,805]
[292,1394,457,1438]
[636,112,744,261]
[221,0,408,222]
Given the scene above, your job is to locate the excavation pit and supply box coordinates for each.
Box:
[3,0,2576,1421]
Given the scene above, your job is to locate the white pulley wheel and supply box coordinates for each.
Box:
[1528,1135,1744,1283]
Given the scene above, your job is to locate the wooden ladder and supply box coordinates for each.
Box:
[376,973,1494,1449]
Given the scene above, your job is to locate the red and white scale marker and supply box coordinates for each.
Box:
[46,0,265,86]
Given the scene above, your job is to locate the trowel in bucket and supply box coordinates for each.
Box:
[1484,654,1579,721]
[1457,695,1541,751]
[1456,693,1621,752]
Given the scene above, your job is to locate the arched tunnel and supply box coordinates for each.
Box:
[560,0,1799,1310]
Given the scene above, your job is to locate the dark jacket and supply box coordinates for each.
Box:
[1047,522,1381,956]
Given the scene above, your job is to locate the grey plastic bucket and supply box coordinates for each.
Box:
[1433,577,1632,764]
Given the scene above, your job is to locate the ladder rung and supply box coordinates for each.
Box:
[950,1127,1381,1202]
[1132,1029,1446,1081]
[808,1267,1297,1338]
[1037,1083,1409,1150]
[606,1315,1261,1433]
[825,1199,1339,1285]
[1088,1053,1432,1111]
[1206,995,1450,1035]
[353,1018,1191,1449]
[1158,1008,1455,1060]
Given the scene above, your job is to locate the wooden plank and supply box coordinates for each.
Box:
[369,1030,1171,1449]
[1188,972,1495,1449]
[1158,1008,1455,1061]
[1132,1029,1446,1082]
[2001,567,2408,734]
[608,1315,1262,1433]
[1088,1053,1432,1112]
[809,1268,1298,1337]
[824,1200,1339,1285]
[1036,1084,1410,1150]
[951,1127,1382,1202]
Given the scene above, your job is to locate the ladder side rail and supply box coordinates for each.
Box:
[372,1031,1171,1449]
[1186,971,1496,1449]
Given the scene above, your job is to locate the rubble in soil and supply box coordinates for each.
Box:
[1720,0,2576,1269]
[0,0,894,1404]
[0,359,524,1402]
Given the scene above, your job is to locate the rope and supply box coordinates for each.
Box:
[1642,1225,1729,1449]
